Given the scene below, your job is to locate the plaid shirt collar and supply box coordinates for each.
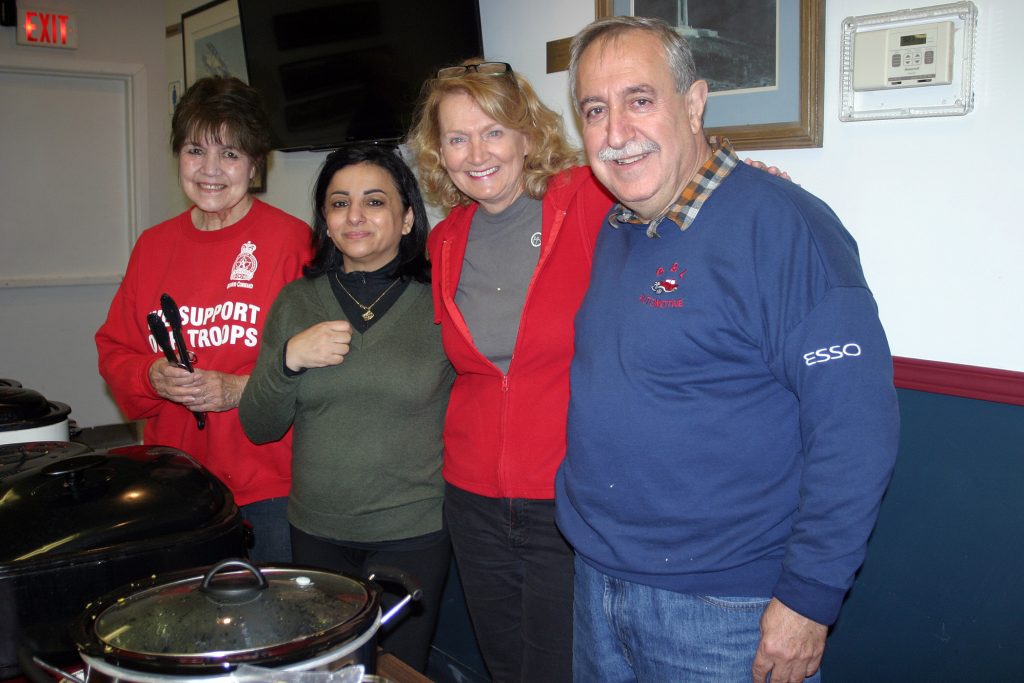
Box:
[609,137,739,238]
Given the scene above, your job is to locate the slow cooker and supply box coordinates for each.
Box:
[21,559,421,682]
[0,385,72,445]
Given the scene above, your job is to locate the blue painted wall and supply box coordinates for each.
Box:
[824,389,1024,680]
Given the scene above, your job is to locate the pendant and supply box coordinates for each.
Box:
[361,309,375,322]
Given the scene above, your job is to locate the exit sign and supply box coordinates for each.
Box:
[16,8,77,49]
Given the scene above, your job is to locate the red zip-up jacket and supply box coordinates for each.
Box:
[428,166,614,499]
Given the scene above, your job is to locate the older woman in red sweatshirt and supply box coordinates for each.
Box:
[96,77,312,563]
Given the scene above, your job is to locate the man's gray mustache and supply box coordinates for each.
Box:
[597,140,661,162]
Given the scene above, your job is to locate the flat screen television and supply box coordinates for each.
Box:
[239,0,483,151]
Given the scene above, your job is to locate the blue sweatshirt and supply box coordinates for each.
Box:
[555,163,899,625]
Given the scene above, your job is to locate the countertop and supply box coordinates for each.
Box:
[378,651,432,682]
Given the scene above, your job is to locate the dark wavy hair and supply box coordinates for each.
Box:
[304,145,430,283]
[170,76,272,174]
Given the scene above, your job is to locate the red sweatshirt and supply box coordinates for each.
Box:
[96,199,313,505]
[428,166,614,499]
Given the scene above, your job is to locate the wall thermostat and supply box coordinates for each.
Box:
[853,21,954,91]
[840,2,977,121]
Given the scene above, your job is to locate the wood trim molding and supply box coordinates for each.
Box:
[546,36,572,74]
[893,357,1024,406]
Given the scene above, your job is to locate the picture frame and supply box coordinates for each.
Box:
[182,0,248,88]
[594,0,823,150]
[181,0,266,193]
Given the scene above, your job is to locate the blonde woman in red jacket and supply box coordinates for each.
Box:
[409,62,613,683]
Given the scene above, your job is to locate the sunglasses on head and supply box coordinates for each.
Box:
[436,61,513,79]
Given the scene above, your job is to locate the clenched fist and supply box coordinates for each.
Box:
[285,320,353,371]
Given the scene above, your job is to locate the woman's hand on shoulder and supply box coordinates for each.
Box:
[743,157,792,182]
[285,320,353,372]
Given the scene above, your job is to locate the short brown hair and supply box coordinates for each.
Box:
[170,77,272,173]
[407,62,579,212]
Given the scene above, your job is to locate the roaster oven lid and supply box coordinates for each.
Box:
[0,444,236,565]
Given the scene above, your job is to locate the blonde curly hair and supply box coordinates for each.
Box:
[407,62,580,212]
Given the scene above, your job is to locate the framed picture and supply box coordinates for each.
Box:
[594,0,823,150]
[181,0,265,193]
[182,0,249,87]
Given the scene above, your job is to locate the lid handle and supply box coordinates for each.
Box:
[366,565,423,626]
[40,454,108,493]
[199,558,268,601]
[39,454,107,477]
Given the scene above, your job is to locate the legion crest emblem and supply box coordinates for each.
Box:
[228,241,258,289]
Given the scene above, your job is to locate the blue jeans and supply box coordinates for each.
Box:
[444,484,574,683]
[573,557,822,682]
[240,496,292,564]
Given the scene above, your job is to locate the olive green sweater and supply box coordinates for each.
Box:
[239,274,453,543]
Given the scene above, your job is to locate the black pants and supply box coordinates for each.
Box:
[240,497,292,564]
[290,525,451,672]
[444,483,574,683]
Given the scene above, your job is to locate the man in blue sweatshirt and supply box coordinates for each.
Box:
[554,16,900,683]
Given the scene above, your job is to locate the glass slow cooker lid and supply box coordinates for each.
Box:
[87,560,378,662]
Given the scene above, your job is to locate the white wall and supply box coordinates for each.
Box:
[481,0,1024,373]
[0,0,1019,432]
[0,0,325,429]
[764,0,1021,373]
[0,1,168,428]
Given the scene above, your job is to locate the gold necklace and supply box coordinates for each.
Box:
[333,271,400,321]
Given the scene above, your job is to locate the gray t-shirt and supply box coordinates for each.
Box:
[455,194,543,373]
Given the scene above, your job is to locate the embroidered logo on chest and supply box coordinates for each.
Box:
[639,262,686,309]
[227,241,257,289]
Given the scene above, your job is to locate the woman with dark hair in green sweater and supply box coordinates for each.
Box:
[239,144,454,672]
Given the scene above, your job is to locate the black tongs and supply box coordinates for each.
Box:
[145,293,205,430]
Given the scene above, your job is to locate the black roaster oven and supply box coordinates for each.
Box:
[0,442,249,678]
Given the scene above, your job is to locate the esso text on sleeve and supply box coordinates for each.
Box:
[803,343,862,367]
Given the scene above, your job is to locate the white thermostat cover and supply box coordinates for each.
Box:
[840,2,977,122]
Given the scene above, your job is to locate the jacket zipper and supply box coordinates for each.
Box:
[495,208,567,494]
[498,373,511,491]
[442,235,512,494]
